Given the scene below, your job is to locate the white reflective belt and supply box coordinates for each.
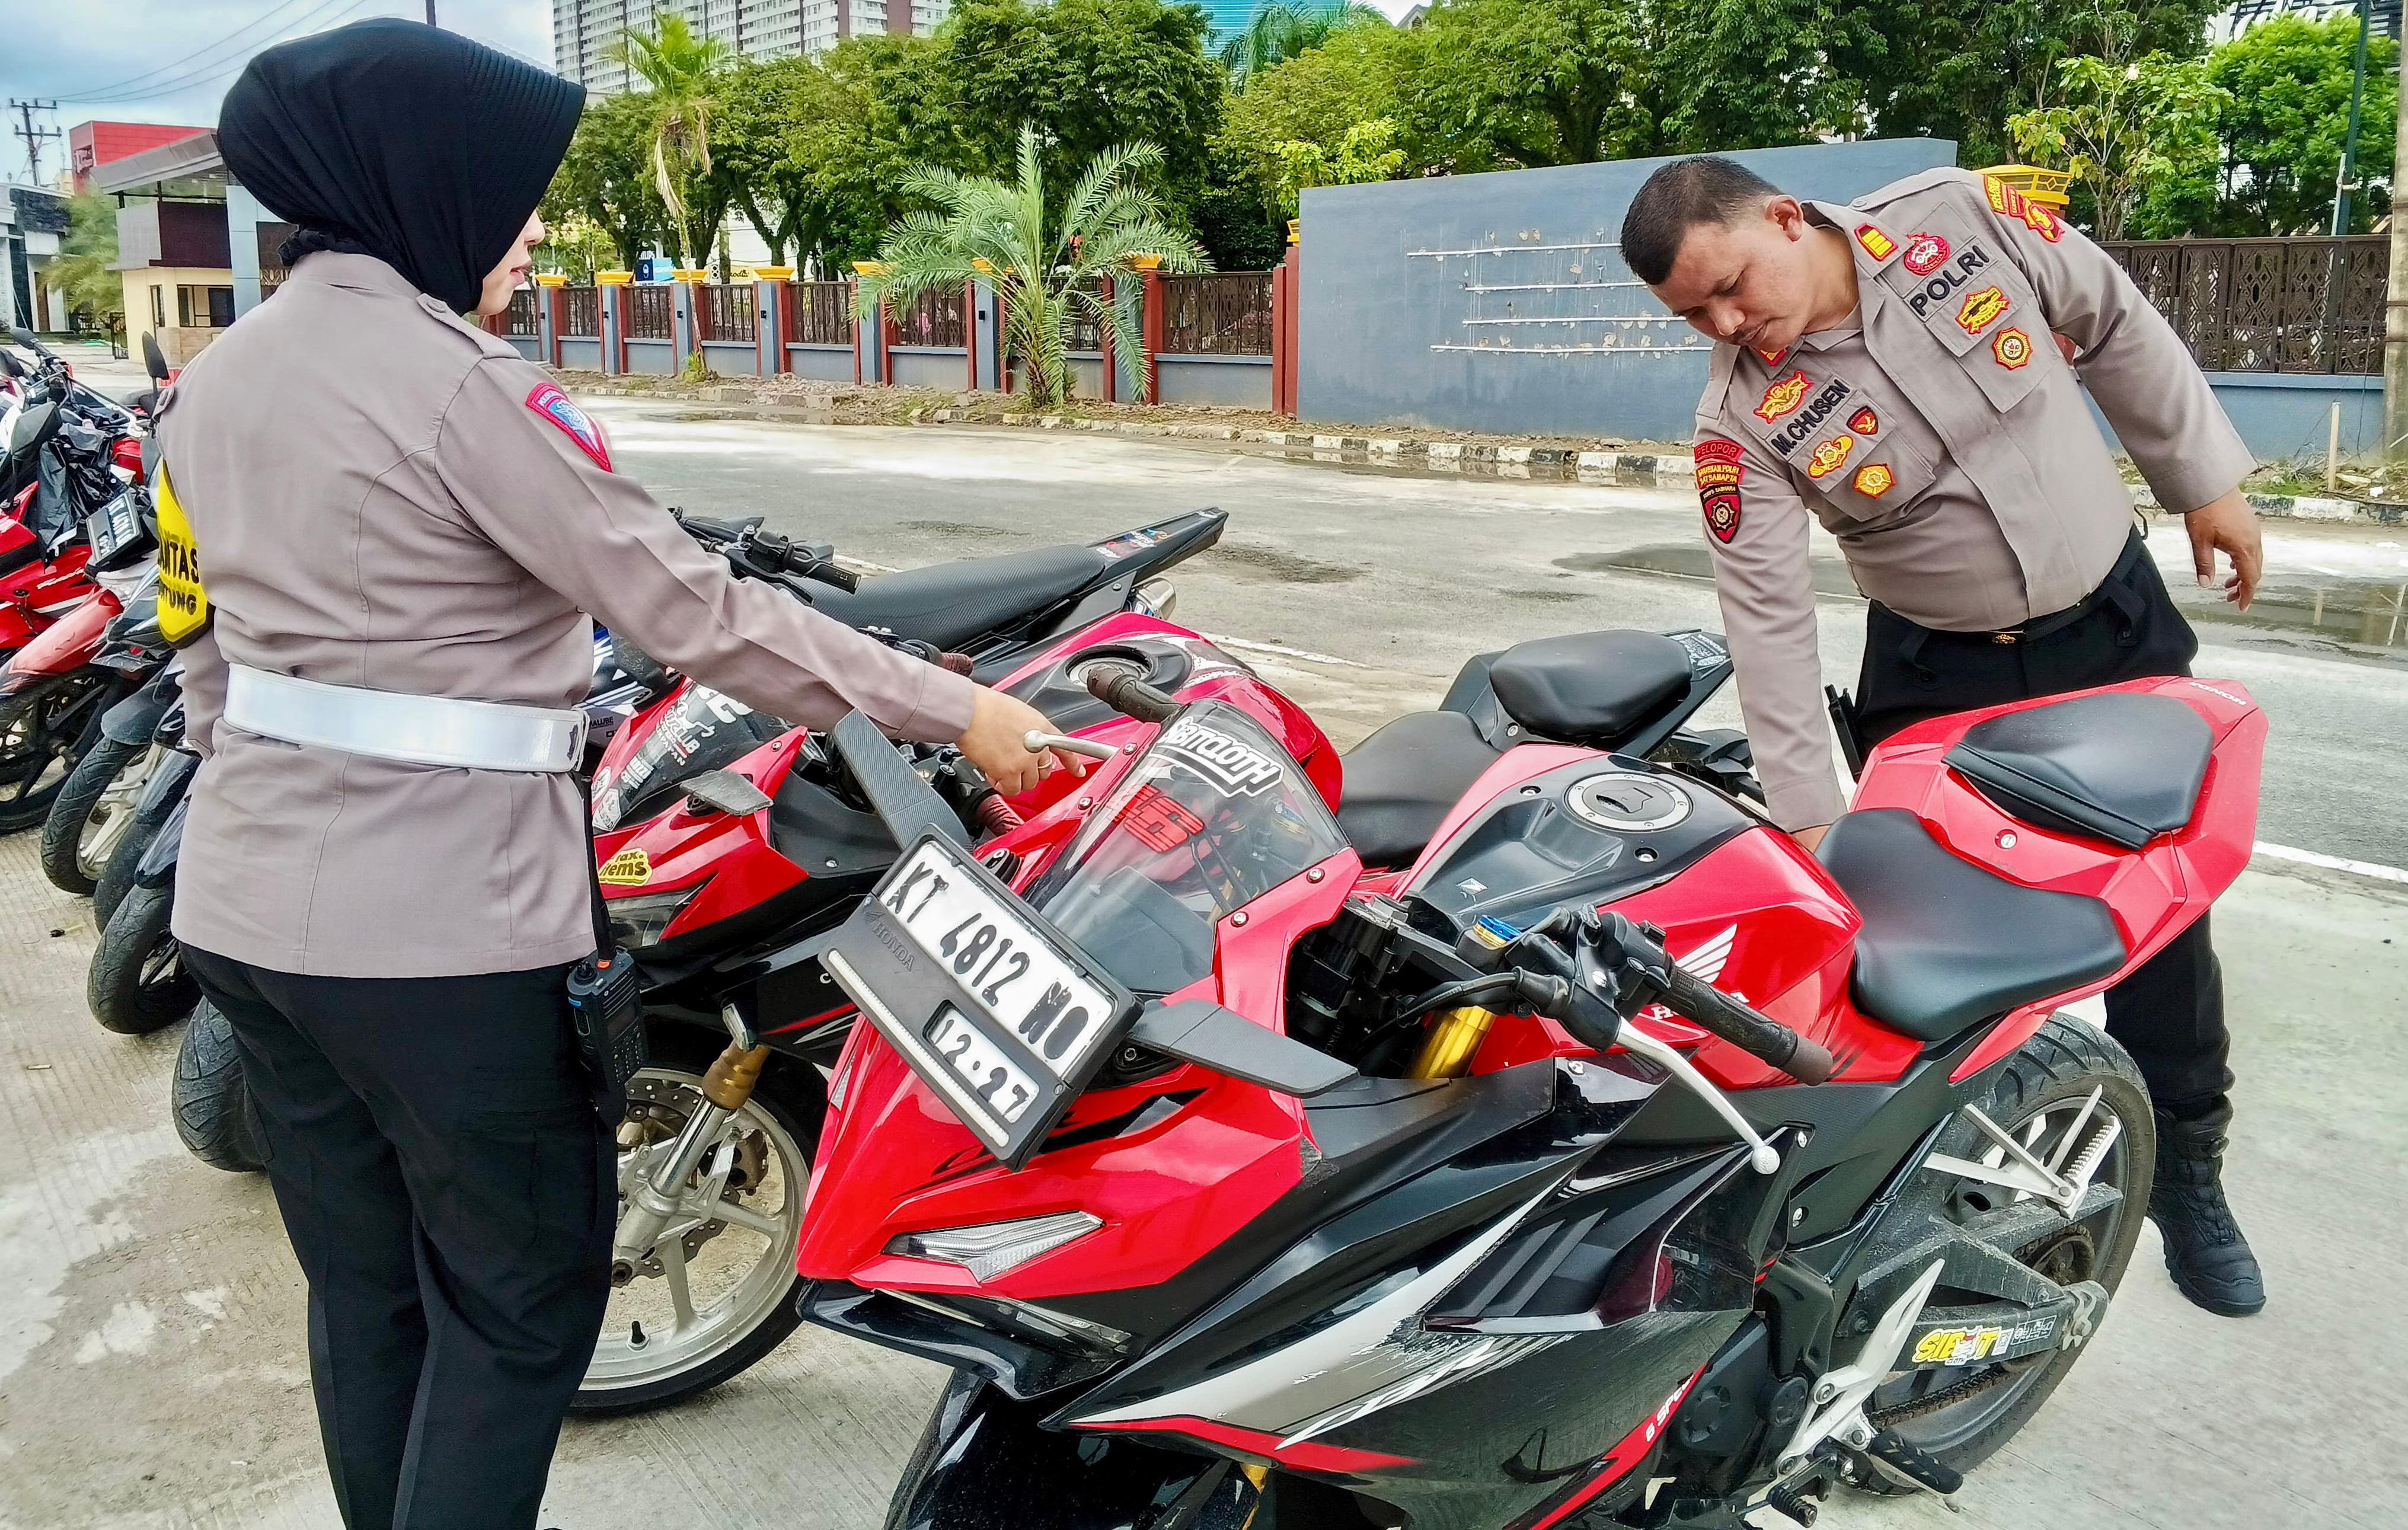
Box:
[223,665,586,774]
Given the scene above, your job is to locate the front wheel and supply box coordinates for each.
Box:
[572,1026,825,1414]
[0,673,113,833]
[41,736,159,894]
[1852,1015,2155,1492]
[89,880,199,1034]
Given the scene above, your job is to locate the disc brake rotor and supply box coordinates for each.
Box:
[615,1076,768,1276]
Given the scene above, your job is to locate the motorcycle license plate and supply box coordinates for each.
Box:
[85,490,147,567]
[822,831,1134,1168]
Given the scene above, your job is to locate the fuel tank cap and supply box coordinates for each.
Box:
[1565,771,1692,833]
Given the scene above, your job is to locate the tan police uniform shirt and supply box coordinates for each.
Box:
[156,253,977,979]
[1691,167,2254,832]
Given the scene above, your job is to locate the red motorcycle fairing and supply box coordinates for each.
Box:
[0,539,96,652]
[3,584,120,685]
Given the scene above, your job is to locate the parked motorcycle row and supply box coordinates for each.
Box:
[11,336,2268,1530]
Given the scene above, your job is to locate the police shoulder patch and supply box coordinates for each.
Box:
[1854,223,1898,262]
[525,382,612,471]
[1693,438,1745,545]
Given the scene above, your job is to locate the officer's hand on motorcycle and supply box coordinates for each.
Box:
[957,686,1087,797]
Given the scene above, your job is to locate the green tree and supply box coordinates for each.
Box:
[608,14,733,270]
[1404,0,1656,168]
[862,124,1209,408]
[1219,21,1419,197]
[545,91,666,270]
[45,194,123,341]
[1218,0,1388,89]
[2181,12,2399,235]
[2009,46,2227,238]
[1828,0,2224,170]
[1269,117,1406,216]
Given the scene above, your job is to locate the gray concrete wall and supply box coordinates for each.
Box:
[2088,372,2383,468]
[624,338,676,376]
[1067,354,1106,400]
[560,337,602,371]
[700,340,758,377]
[227,185,270,318]
[1296,139,1957,439]
[504,336,541,363]
[1160,354,1272,410]
[890,347,966,389]
[788,343,856,382]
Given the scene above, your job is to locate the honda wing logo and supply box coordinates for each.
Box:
[1637,925,1741,1023]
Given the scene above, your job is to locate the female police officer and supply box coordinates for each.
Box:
[155,21,1072,1529]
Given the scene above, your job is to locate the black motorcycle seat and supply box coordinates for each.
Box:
[806,543,1112,651]
[1336,710,1504,868]
[1821,809,2126,1043]
[1489,630,1692,744]
[1944,692,2212,851]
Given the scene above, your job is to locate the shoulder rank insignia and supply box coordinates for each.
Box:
[1805,435,1855,479]
[1854,223,1898,261]
[525,382,612,472]
[1983,175,2030,217]
[1694,439,1745,544]
[1992,328,2034,369]
[1755,370,1813,422]
[2021,202,2064,242]
[1851,462,1895,497]
[1754,344,1790,367]
[1902,233,1950,276]
[1847,406,1878,435]
[1955,286,2009,335]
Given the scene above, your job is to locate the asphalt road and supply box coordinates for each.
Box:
[596,400,2408,868]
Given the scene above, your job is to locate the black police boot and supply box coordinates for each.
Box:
[2148,1107,2265,1317]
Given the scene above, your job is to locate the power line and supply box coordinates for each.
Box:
[46,0,330,104]
[69,0,380,109]
[8,100,61,184]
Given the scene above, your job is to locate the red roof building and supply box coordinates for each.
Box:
[69,122,210,194]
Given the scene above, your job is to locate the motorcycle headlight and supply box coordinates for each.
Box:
[605,882,704,950]
[887,1212,1102,1282]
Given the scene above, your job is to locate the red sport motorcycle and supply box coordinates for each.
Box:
[781,663,2262,1529]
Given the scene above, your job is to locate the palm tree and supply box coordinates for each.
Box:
[861,125,1210,410]
[1218,0,1388,88]
[606,15,731,271]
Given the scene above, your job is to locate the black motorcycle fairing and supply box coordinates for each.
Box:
[100,665,180,746]
[135,793,189,891]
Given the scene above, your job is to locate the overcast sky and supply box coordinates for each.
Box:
[3,0,1422,184]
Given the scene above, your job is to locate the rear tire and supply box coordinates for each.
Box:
[94,768,182,928]
[1852,1014,2155,1492]
[173,1001,266,1173]
[40,734,149,894]
[88,880,198,1034]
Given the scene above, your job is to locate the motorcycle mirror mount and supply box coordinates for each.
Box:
[1126,1000,1356,1097]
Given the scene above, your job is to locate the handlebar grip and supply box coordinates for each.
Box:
[1660,966,1835,1084]
[1084,667,1180,724]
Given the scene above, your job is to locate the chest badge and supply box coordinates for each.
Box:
[1805,435,1855,479]
[1694,439,1745,544]
[1902,233,1950,276]
[1855,224,1898,261]
[1755,370,1813,422]
[525,382,613,472]
[2021,202,2064,242]
[1955,286,2010,336]
[1992,328,2034,369]
[1847,406,1879,435]
[1851,462,1896,497]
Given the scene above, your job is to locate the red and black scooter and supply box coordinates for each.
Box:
[782,663,2263,1529]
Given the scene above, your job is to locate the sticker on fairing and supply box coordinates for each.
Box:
[1159,715,1284,797]
[598,847,651,886]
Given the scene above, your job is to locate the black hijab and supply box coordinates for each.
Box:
[218,19,585,314]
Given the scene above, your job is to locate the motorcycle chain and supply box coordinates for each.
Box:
[1867,1219,2100,1429]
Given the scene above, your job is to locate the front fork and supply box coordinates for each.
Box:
[609,1003,771,1286]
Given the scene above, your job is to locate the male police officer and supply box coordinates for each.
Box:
[1621,156,2266,1316]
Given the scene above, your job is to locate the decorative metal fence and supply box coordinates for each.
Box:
[699,283,756,343]
[625,284,673,340]
[562,286,600,337]
[1160,271,1275,356]
[1064,280,1112,353]
[890,286,966,348]
[2097,236,2387,375]
[788,281,855,346]
[503,289,539,337]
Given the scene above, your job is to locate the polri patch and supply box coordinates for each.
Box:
[1902,233,1949,276]
[525,382,612,471]
[1855,224,1898,261]
[1992,327,2033,369]
[1851,462,1895,497]
[1805,435,1855,479]
[1847,406,1878,435]
[1755,370,1813,423]
[1694,438,1745,544]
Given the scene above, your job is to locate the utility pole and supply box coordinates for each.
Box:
[424,2,437,24]
[2385,10,2408,467]
[2333,0,2374,234]
[7,100,60,186]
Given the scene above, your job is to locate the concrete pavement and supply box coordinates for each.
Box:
[1,406,2402,1529]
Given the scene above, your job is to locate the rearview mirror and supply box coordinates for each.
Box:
[141,331,169,384]
[1126,1001,1358,1097]
[682,768,774,817]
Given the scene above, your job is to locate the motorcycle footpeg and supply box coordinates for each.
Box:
[1855,1429,1964,1497]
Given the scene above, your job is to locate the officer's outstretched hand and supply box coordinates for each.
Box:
[2182,491,2264,612]
[957,686,1087,797]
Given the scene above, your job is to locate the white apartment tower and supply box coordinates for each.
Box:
[553,0,954,88]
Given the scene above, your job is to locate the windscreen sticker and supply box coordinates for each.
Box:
[1123,783,1207,851]
[1160,716,1283,797]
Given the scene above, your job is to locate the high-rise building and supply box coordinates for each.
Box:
[553,0,953,88]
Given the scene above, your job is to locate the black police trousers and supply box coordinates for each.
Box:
[186,946,615,1530]
[1853,530,2233,1120]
